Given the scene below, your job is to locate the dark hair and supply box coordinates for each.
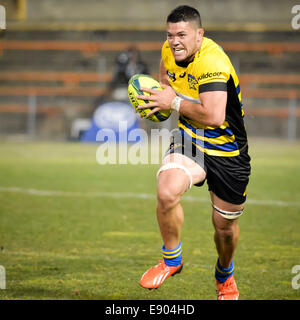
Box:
[167,5,202,27]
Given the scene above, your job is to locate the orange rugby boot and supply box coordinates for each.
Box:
[216,275,239,300]
[140,260,183,289]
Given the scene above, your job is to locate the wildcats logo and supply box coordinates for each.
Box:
[198,72,222,81]
[188,74,198,90]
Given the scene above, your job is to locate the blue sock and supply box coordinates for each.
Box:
[215,259,234,283]
[162,242,182,267]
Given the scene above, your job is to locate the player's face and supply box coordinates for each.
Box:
[167,21,204,63]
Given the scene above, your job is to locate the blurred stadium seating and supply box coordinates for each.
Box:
[0,0,299,139]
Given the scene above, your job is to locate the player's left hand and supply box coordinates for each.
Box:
[137,84,176,116]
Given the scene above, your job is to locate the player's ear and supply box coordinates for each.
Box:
[196,28,204,44]
[197,28,204,38]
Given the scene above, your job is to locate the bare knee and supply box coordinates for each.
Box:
[215,225,234,243]
[156,168,189,213]
[214,223,239,244]
[157,184,181,213]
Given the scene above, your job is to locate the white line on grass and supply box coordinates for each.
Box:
[0,186,299,207]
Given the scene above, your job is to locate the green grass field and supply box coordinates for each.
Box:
[0,138,300,300]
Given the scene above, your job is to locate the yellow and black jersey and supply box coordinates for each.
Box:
[161,37,248,157]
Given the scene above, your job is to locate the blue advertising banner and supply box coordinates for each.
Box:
[81,101,139,142]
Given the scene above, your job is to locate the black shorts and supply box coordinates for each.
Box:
[165,132,251,205]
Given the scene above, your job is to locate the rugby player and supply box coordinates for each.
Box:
[137,5,251,300]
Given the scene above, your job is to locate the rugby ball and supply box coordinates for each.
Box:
[128,74,172,122]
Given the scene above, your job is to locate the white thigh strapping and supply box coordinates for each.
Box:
[212,204,244,220]
[156,162,193,189]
